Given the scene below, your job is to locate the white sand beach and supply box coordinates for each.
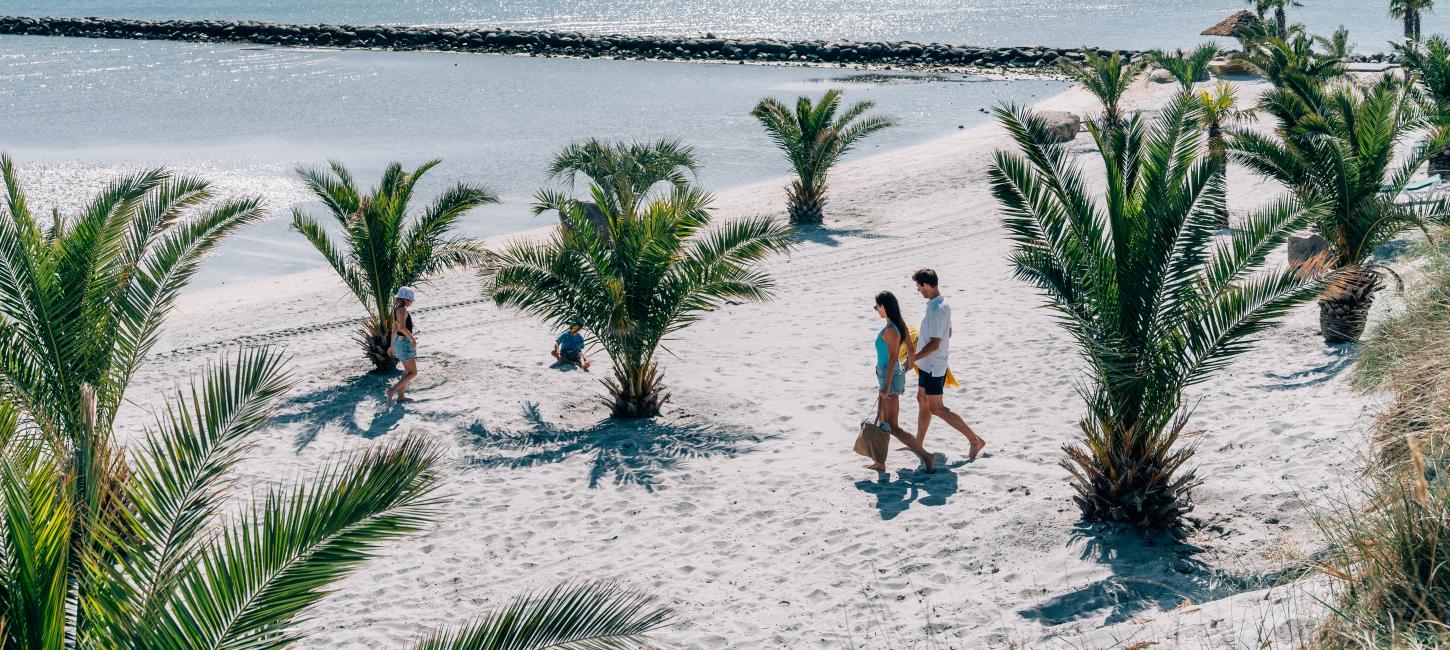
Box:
[94,77,1386,648]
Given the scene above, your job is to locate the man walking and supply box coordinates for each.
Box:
[904,268,987,459]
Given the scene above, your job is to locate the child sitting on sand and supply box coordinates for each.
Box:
[551,321,591,370]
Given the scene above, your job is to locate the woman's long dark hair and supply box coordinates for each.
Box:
[874,291,911,353]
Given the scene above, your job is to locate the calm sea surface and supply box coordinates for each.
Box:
[0,34,1061,287]
[5,0,1440,51]
[2,1,1423,286]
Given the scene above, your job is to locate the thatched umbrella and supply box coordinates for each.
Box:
[1201,10,1262,37]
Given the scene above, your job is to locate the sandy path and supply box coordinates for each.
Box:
[109,78,1381,648]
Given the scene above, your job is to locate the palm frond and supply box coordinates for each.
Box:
[410,581,672,650]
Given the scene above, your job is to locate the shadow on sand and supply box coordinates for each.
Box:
[273,372,452,450]
[853,454,965,520]
[1019,526,1212,627]
[462,403,775,491]
[792,224,887,248]
[1256,346,1356,390]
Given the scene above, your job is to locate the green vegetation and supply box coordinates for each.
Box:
[532,138,700,225]
[291,160,496,371]
[1390,0,1435,41]
[1150,43,1220,92]
[989,97,1323,532]
[1232,76,1450,343]
[1317,233,1450,648]
[483,186,795,418]
[1059,50,1146,133]
[0,154,672,649]
[750,89,896,225]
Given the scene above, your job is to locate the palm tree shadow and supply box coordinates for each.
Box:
[462,403,776,491]
[272,374,420,450]
[1018,526,1210,627]
[791,224,887,248]
[853,454,962,520]
[1256,347,1356,390]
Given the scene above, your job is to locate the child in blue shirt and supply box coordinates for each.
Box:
[551,321,591,370]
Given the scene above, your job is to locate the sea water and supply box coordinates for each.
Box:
[0,34,1062,287]
[3,0,1437,52]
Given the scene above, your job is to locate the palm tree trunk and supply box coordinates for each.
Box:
[1405,11,1416,40]
[360,321,398,372]
[1063,415,1200,532]
[1415,11,1423,41]
[1430,145,1450,178]
[1274,6,1286,39]
[607,362,668,418]
[1318,267,1381,344]
[786,180,826,225]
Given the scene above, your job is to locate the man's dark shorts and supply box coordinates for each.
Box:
[561,348,581,363]
[917,369,946,396]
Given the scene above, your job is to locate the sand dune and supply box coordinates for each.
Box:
[100,77,1385,648]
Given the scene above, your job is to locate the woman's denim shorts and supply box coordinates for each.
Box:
[393,335,417,362]
[876,364,905,396]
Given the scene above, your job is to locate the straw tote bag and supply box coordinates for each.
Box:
[854,395,890,464]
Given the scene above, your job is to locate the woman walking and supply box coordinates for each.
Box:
[873,291,935,473]
[386,287,419,406]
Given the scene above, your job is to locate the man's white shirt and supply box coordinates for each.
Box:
[915,295,951,377]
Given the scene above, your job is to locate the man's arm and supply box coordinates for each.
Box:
[913,337,942,360]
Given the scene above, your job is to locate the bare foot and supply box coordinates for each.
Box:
[384,387,394,407]
[865,463,887,471]
[921,455,935,474]
[968,438,987,460]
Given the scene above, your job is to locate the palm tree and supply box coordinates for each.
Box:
[1390,0,1434,40]
[1313,25,1354,58]
[1151,44,1220,92]
[1233,76,1450,343]
[1248,0,1298,39]
[532,138,700,228]
[483,186,795,418]
[1192,82,1256,226]
[1396,35,1450,174]
[292,160,496,372]
[0,154,673,649]
[989,97,1324,532]
[1242,31,1346,99]
[0,154,265,481]
[750,89,896,225]
[1059,50,1146,133]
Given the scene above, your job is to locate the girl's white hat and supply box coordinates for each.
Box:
[395,287,416,301]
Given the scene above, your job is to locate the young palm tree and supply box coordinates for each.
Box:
[1396,35,1450,174]
[532,138,700,226]
[483,187,795,418]
[1313,25,1354,58]
[1390,0,1434,40]
[1192,82,1256,226]
[989,97,1324,532]
[1243,31,1345,99]
[291,160,496,371]
[750,89,896,225]
[1233,76,1450,343]
[0,154,265,471]
[1151,44,1220,92]
[1059,50,1146,133]
[0,155,673,649]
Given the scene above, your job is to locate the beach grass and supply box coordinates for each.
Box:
[1309,231,1450,647]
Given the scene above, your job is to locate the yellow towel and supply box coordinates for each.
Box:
[901,326,961,389]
